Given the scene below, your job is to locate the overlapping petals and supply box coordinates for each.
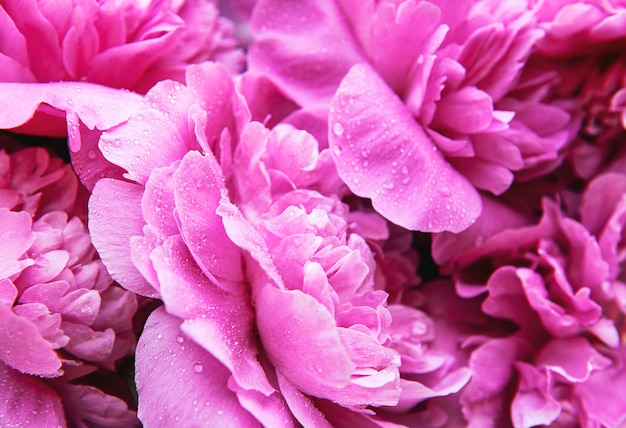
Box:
[248,0,573,232]
[0,0,243,92]
[88,63,471,426]
[0,146,138,426]
[431,192,626,426]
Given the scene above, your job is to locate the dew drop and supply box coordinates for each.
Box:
[332,122,344,136]
[87,150,97,160]
[193,363,204,373]
[332,145,342,157]
[176,335,184,344]
[383,182,395,190]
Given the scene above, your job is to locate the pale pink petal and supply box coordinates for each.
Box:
[0,208,35,278]
[255,283,355,399]
[152,234,275,396]
[172,150,244,286]
[329,63,481,232]
[89,179,157,298]
[136,307,261,427]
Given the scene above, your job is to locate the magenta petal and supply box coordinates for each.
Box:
[536,337,612,383]
[60,383,138,427]
[136,307,260,427]
[89,179,157,298]
[511,362,561,427]
[152,235,275,396]
[255,283,355,397]
[329,63,481,232]
[0,362,66,427]
[0,304,61,377]
[172,150,244,286]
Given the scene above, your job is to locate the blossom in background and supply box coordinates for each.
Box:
[430,187,626,427]
[0,0,243,93]
[0,143,138,427]
[0,0,244,158]
[247,0,574,233]
[84,62,473,426]
[528,0,626,180]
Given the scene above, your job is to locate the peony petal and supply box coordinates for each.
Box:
[0,208,35,279]
[511,362,561,428]
[0,304,61,377]
[276,372,333,428]
[0,361,66,427]
[328,63,481,232]
[255,283,355,398]
[152,234,275,396]
[536,337,612,383]
[173,150,244,287]
[136,307,261,427]
[0,81,142,146]
[58,383,138,428]
[248,0,366,106]
[89,179,157,298]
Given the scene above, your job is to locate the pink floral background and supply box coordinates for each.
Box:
[1,0,625,427]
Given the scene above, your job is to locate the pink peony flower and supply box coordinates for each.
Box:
[0,145,139,427]
[0,0,243,93]
[522,0,626,180]
[87,62,471,426]
[247,0,574,232]
[430,190,626,427]
[0,80,145,191]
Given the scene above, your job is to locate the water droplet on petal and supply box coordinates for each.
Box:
[176,335,184,343]
[332,145,342,157]
[332,122,344,136]
[193,363,203,373]
[87,150,97,160]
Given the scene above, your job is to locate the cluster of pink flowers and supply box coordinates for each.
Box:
[1,0,625,427]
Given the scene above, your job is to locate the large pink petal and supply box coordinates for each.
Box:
[255,283,355,399]
[98,108,189,186]
[152,235,274,396]
[0,81,142,145]
[0,361,66,427]
[329,63,481,232]
[89,179,157,298]
[136,307,261,427]
[172,150,244,287]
